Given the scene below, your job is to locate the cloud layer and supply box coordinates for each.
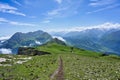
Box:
[46,0,81,20]
[55,0,62,4]
[0,36,11,40]
[88,0,119,14]
[48,22,120,32]
[87,4,120,14]
[0,17,36,26]
[0,3,26,16]
[89,0,117,7]
[53,36,66,42]
[0,48,12,54]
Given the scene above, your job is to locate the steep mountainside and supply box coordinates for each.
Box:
[52,28,120,55]
[101,30,120,54]
[62,29,110,52]
[0,30,52,53]
[17,38,66,55]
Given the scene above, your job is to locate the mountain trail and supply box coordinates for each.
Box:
[50,56,64,80]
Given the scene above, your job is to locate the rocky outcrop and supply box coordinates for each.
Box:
[18,47,51,56]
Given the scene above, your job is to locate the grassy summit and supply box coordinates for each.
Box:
[0,41,120,80]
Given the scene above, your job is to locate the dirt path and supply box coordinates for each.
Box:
[50,56,64,80]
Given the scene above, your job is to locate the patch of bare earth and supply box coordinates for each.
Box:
[50,56,64,80]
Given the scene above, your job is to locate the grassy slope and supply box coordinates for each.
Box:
[0,43,120,80]
[35,43,101,57]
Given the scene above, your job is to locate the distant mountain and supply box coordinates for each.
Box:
[1,27,120,55]
[101,30,120,54]
[52,28,120,55]
[62,28,110,52]
[0,30,52,53]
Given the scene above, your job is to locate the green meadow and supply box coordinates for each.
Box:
[0,43,120,80]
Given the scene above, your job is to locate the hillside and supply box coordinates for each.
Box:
[52,28,120,55]
[0,42,120,80]
[1,28,120,55]
[101,30,120,54]
[0,30,52,53]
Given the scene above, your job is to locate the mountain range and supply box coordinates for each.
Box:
[0,27,120,55]
[52,28,120,55]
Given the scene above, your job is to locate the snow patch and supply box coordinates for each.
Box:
[53,36,66,42]
[0,48,12,54]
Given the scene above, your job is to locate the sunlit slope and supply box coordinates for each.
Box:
[35,42,101,57]
[0,43,120,80]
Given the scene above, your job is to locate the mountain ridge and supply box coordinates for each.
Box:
[0,30,52,53]
[52,27,120,55]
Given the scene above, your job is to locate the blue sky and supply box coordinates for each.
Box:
[0,0,120,36]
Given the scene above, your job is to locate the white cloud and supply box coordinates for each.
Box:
[0,17,36,26]
[42,20,50,23]
[0,17,8,22]
[46,0,81,19]
[0,3,17,10]
[9,21,35,26]
[0,3,26,16]
[47,22,120,32]
[88,0,119,14]
[12,0,22,6]
[0,48,12,54]
[35,40,42,45]
[0,36,11,40]
[47,7,67,17]
[69,22,120,31]
[53,36,66,42]
[55,0,62,4]
[7,10,26,16]
[89,0,117,7]
[83,22,120,30]
[87,4,120,14]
